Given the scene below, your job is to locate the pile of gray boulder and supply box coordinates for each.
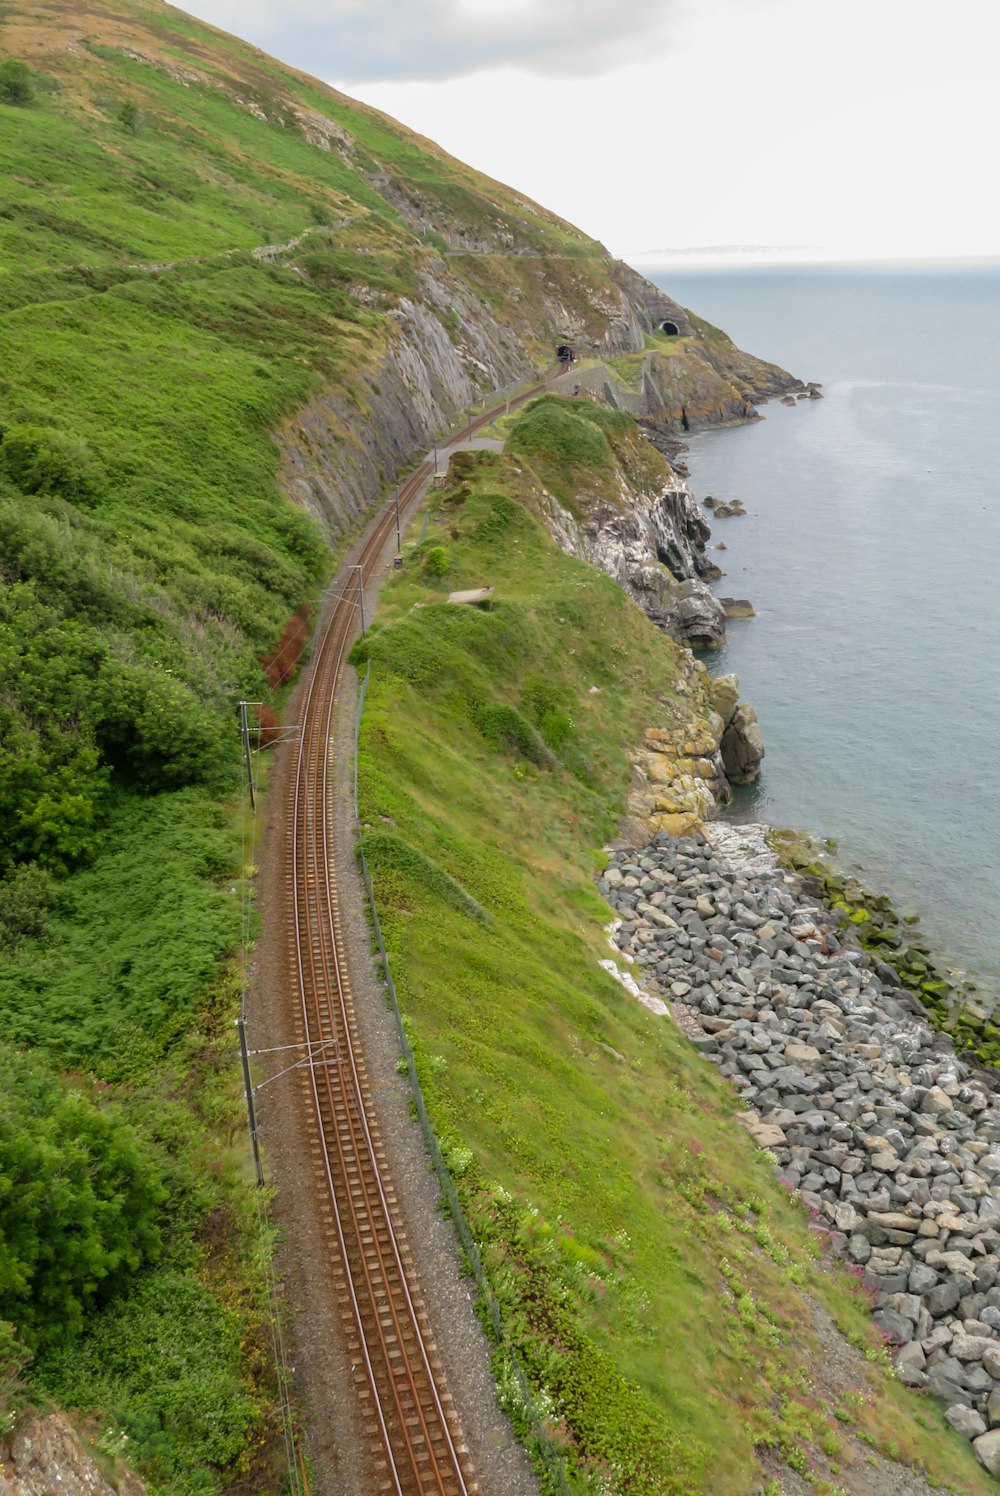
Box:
[598,826,1000,1473]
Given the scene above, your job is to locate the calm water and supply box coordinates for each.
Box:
[650,264,1000,994]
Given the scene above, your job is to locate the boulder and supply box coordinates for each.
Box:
[946,1404,987,1439]
[973,1429,1000,1474]
[710,673,741,726]
[672,581,726,648]
[721,704,765,785]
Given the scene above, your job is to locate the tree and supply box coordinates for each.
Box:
[0,60,34,106]
[117,100,139,134]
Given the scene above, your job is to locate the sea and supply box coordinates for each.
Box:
[648,262,1000,1000]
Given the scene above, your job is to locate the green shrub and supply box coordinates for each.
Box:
[0,1321,31,1433]
[468,699,554,766]
[0,60,34,106]
[36,1268,258,1492]
[361,832,486,922]
[0,863,58,950]
[423,544,449,578]
[0,425,105,504]
[0,1044,166,1347]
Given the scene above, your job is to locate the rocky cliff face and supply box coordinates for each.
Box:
[0,1414,146,1496]
[274,248,798,554]
[533,471,728,649]
[619,665,765,845]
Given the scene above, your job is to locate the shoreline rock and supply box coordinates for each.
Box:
[597,824,1000,1470]
[624,667,764,841]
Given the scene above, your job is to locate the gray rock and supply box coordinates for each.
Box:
[720,705,765,785]
[973,1428,1000,1473]
[946,1404,987,1439]
[926,1281,963,1318]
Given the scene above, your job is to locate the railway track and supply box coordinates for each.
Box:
[283,379,545,1495]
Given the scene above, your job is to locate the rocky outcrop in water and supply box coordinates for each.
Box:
[620,661,765,843]
[598,826,1000,1475]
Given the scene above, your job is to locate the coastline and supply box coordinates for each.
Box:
[599,823,1000,1471]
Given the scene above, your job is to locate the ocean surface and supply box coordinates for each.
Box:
[649,263,1000,997]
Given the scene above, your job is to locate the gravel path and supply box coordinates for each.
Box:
[249,483,538,1496]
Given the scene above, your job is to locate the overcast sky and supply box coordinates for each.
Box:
[181,0,998,265]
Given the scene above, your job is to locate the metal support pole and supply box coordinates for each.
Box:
[394,485,401,554]
[352,564,366,636]
[237,1018,265,1189]
[239,700,256,812]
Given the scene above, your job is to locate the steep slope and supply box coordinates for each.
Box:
[352,447,996,1495]
[0,3,802,1490]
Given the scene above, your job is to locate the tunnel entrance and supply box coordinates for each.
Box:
[660,320,679,336]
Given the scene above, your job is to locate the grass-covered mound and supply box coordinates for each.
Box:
[507,393,666,513]
[353,451,994,1494]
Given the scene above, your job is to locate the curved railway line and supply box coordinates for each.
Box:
[281,379,546,1495]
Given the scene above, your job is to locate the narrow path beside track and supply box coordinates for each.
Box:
[252,380,548,1496]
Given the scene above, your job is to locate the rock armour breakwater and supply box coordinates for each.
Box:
[599,825,1000,1475]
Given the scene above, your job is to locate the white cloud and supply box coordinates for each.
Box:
[343,0,1000,261]
[177,0,712,82]
[178,0,1000,261]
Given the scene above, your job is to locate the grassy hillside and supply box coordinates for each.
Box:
[0,2,794,1488]
[0,1,647,1484]
[351,448,993,1495]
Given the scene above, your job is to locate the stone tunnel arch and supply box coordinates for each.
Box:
[660,319,680,336]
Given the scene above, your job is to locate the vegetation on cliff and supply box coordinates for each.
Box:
[352,447,994,1494]
[0,0,799,1486]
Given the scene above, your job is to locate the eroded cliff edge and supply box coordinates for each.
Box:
[273,252,799,549]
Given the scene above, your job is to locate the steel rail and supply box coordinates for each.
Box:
[284,377,545,1493]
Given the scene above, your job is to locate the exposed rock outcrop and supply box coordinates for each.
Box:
[0,1414,146,1496]
[621,662,765,843]
[722,703,765,784]
[531,453,728,649]
[713,672,766,785]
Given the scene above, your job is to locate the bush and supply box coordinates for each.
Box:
[0,1044,166,1347]
[0,863,58,950]
[423,545,449,578]
[468,699,554,766]
[0,425,105,504]
[0,60,33,106]
[36,1268,258,1491]
[0,1321,30,1434]
[117,100,139,134]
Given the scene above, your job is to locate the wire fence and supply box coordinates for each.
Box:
[239,744,310,1496]
[353,664,573,1495]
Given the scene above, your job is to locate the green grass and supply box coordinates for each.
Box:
[506,393,666,513]
[0,2,794,1486]
[0,789,242,1074]
[354,453,995,1494]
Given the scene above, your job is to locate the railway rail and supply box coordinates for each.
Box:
[282,378,545,1495]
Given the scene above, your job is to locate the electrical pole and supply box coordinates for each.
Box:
[394,485,401,554]
[237,1018,265,1189]
[352,564,366,636]
[239,700,256,812]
